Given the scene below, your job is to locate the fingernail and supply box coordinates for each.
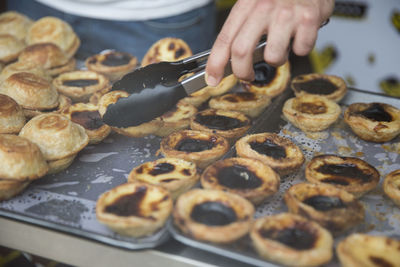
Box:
[206,74,219,87]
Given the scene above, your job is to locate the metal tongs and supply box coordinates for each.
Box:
[103,41,267,127]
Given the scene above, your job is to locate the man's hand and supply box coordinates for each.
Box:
[205,0,335,86]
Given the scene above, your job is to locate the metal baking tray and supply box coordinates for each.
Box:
[168,87,400,267]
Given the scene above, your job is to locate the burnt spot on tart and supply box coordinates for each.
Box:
[293,100,327,115]
[62,79,99,87]
[303,195,346,211]
[101,52,132,67]
[258,222,317,250]
[292,77,338,95]
[216,164,263,189]
[369,256,394,267]
[190,201,238,226]
[250,139,287,159]
[353,103,393,122]
[149,162,175,176]
[175,47,186,59]
[251,61,277,87]
[194,113,247,131]
[317,162,374,184]
[70,110,104,130]
[175,137,216,152]
[224,92,258,102]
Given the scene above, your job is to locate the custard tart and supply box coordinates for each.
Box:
[0,34,25,63]
[96,182,172,237]
[53,70,110,103]
[154,101,197,137]
[85,50,138,81]
[283,94,341,132]
[250,213,333,267]
[0,72,59,111]
[18,43,76,77]
[141,37,192,66]
[173,188,254,243]
[201,157,279,205]
[204,74,238,97]
[160,130,230,169]
[291,73,347,102]
[0,134,48,181]
[0,94,26,134]
[305,154,380,198]
[19,113,89,174]
[179,87,211,108]
[0,11,33,41]
[98,90,163,137]
[26,16,80,59]
[128,157,199,200]
[190,109,251,143]
[209,91,271,118]
[62,103,111,144]
[336,233,400,267]
[284,183,365,234]
[344,102,400,142]
[0,61,52,83]
[383,169,400,207]
[235,132,304,176]
[241,61,290,98]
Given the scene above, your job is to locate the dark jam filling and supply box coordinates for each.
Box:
[250,139,286,159]
[62,79,99,87]
[102,53,131,66]
[71,110,104,130]
[194,114,246,130]
[303,195,346,211]
[259,226,316,250]
[355,103,392,122]
[217,165,262,189]
[317,163,373,183]
[104,186,147,217]
[149,162,175,176]
[294,78,338,95]
[252,61,277,87]
[175,138,214,152]
[190,201,237,226]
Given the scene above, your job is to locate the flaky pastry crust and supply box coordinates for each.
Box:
[0,11,33,41]
[0,94,26,134]
[0,34,25,63]
[383,169,400,207]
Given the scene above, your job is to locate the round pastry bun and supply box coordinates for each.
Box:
[141,37,192,66]
[19,113,89,161]
[0,11,33,41]
[0,134,48,180]
[0,72,59,110]
[0,34,25,63]
[0,93,26,134]
[128,157,200,199]
[0,61,52,83]
[96,182,173,237]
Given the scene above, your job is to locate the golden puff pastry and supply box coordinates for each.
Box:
[209,91,271,118]
[291,73,348,102]
[305,154,380,198]
[26,16,80,59]
[96,182,173,237]
[62,102,111,145]
[344,102,400,142]
[18,43,76,77]
[0,11,33,41]
[98,90,163,137]
[190,108,251,143]
[53,70,110,103]
[250,213,333,267]
[336,233,400,267]
[0,72,59,111]
[201,157,280,205]
[160,129,230,169]
[128,157,200,200]
[0,61,52,83]
[23,94,71,119]
[241,61,290,98]
[173,188,254,244]
[179,86,211,108]
[0,179,30,201]
[0,34,25,63]
[154,101,197,137]
[235,132,304,176]
[284,183,365,234]
[203,74,238,97]
[141,37,192,66]
[283,94,341,132]
[85,50,138,82]
[0,94,26,134]
[0,134,48,180]
[383,169,400,207]
[19,114,89,173]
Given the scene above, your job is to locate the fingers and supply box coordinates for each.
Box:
[205,0,256,86]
